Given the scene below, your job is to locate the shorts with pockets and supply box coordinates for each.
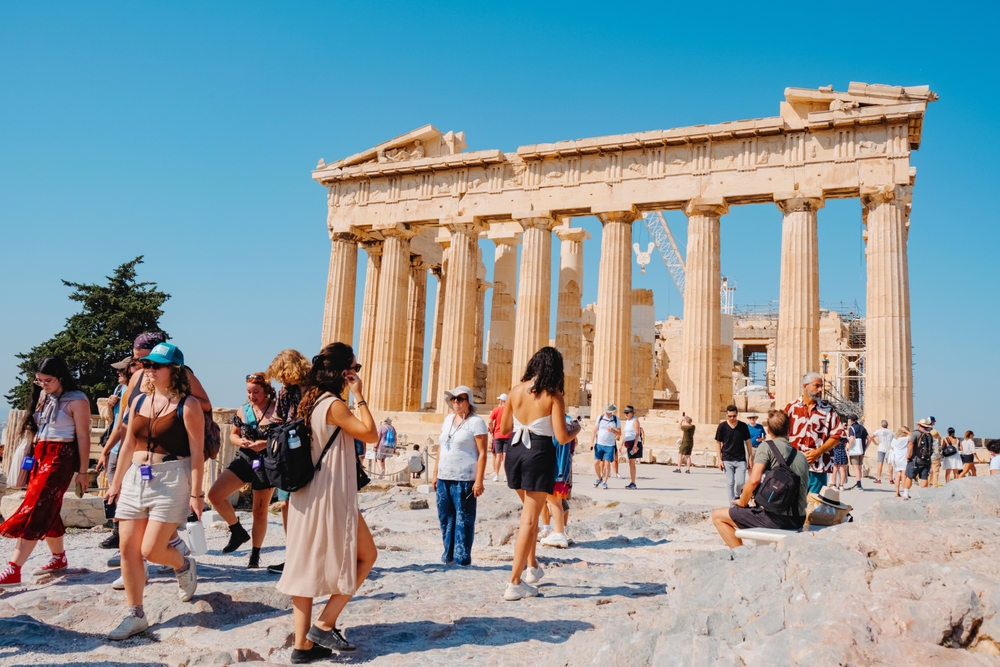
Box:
[625,440,643,460]
[115,459,192,525]
[228,448,273,491]
[729,505,805,531]
[493,436,510,455]
[594,444,616,462]
[961,454,975,465]
[906,459,931,481]
[506,433,556,494]
[876,451,886,463]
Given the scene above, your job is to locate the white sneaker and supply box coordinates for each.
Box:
[523,565,544,585]
[492,474,499,482]
[901,489,910,500]
[541,532,569,549]
[504,581,539,601]
[537,525,552,541]
[614,473,622,479]
[175,557,197,602]
[112,562,149,590]
[108,613,149,640]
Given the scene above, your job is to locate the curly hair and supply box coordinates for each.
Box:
[521,346,564,396]
[297,343,355,424]
[266,349,312,387]
[142,363,191,399]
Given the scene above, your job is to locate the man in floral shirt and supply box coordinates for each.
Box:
[785,372,845,494]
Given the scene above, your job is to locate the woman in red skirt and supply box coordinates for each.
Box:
[0,356,91,587]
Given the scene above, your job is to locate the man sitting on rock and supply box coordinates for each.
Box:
[712,409,810,548]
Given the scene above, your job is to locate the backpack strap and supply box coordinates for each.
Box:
[766,440,795,469]
[314,427,342,473]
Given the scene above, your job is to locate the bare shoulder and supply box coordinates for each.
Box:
[325,396,351,425]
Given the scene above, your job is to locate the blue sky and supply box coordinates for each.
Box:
[1,2,996,434]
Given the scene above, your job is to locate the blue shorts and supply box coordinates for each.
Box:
[594,445,616,462]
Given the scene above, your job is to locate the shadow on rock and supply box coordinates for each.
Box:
[155,592,286,630]
[349,616,594,658]
[570,536,668,550]
[542,581,667,600]
[0,615,107,655]
[367,562,509,579]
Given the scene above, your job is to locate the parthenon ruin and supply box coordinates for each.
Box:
[313,82,935,429]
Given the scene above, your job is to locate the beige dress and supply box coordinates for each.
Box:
[276,394,358,598]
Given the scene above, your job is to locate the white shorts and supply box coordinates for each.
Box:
[115,459,192,525]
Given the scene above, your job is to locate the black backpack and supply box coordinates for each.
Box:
[754,441,801,515]
[261,418,341,492]
[914,431,934,466]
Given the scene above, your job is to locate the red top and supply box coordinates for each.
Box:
[489,405,512,439]
[784,398,844,474]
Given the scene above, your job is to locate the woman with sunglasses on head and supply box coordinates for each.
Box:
[0,357,91,587]
[206,372,277,568]
[500,346,581,601]
[276,343,378,663]
[429,385,488,567]
[104,343,204,639]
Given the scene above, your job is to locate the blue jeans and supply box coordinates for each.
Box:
[808,472,828,494]
[723,460,747,502]
[436,479,477,566]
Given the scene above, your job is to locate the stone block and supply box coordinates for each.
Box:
[1,491,105,528]
[398,498,429,510]
[416,484,432,494]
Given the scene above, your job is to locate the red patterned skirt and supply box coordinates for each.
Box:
[0,440,79,541]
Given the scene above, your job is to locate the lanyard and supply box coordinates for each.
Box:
[146,391,170,464]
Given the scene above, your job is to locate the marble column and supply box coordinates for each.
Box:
[680,200,728,424]
[321,232,358,347]
[555,226,589,407]
[403,258,428,412]
[631,288,656,412]
[437,223,483,412]
[357,241,382,391]
[511,217,555,383]
[369,230,412,411]
[426,253,448,410]
[862,185,913,430]
[591,211,635,416]
[485,236,519,404]
[581,304,596,406]
[473,278,490,402]
[775,196,824,408]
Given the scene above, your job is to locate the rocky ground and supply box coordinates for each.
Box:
[1,467,999,666]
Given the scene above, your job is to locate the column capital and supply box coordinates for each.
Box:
[595,209,638,225]
[513,215,557,232]
[683,198,729,218]
[554,226,592,243]
[330,230,359,244]
[444,221,488,238]
[376,224,417,240]
[493,234,521,247]
[409,256,430,271]
[360,239,383,256]
[775,193,825,214]
[860,184,912,209]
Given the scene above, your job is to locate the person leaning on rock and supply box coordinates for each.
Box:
[711,409,809,548]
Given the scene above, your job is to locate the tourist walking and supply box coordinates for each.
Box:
[890,426,910,498]
[746,414,765,449]
[831,433,849,490]
[784,372,844,494]
[959,431,978,478]
[500,347,581,601]
[104,343,204,639]
[0,357,91,588]
[97,355,140,551]
[941,427,963,482]
[540,414,578,549]
[872,420,894,484]
[675,415,694,473]
[488,394,512,482]
[845,414,867,490]
[712,409,809,548]
[429,385,488,566]
[715,405,752,502]
[276,343,378,662]
[622,406,642,489]
[375,417,397,477]
[592,404,620,489]
[207,372,277,569]
[264,348,312,575]
[902,418,934,497]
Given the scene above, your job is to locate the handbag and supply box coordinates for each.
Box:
[356,456,370,490]
[11,434,35,488]
[942,442,958,458]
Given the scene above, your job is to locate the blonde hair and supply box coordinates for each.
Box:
[266,349,312,387]
[896,426,911,437]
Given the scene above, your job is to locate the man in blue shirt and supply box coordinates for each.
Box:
[746,414,766,449]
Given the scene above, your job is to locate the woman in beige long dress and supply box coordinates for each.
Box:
[276,343,378,664]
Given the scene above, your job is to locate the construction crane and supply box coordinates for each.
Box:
[641,211,686,297]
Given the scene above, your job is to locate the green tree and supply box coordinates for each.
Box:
[6,257,170,411]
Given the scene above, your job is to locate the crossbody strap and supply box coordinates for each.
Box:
[766,439,795,469]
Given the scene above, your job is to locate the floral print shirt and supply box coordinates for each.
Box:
[784,397,845,474]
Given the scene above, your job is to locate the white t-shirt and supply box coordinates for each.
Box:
[595,414,620,447]
[961,438,976,456]
[873,428,894,454]
[990,455,1000,473]
[437,413,488,481]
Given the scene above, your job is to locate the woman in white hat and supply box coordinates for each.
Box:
[499,347,581,601]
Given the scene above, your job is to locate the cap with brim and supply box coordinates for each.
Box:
[808,485,851,510]
[498,393,508,402]
[144,342,184,367]
[111,356,133,370]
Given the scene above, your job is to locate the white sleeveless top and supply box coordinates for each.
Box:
[623,417,637,441]
[511,415,555,449]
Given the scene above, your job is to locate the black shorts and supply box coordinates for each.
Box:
[625,440,643,460]
[961,454,975,465]
[228,449,273,491]
[729,505,805,531]
[906,459,931,481]
[493,436,510,455]
[506,433,556,494]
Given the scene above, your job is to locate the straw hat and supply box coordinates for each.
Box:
[808,485,851,510]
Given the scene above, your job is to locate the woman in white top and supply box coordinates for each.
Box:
[621,406,642,490]
[872,420,895,484]
[500,347,580,601]
[429,385,487,567]
[941,427,963,482]
[959,430,978,478]
[890,427,910,498]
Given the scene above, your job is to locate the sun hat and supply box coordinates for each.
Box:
[498,393,508,402]
[110,355,133,370]
[444,385,476,413]
[383,416,393,424]
[808,485,851,510]
[604,403,617,413]
[916,418,933,429]
[143,342,184,366]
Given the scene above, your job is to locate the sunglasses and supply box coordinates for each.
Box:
[450,395,468,403]
[348,363,362,372]
[246,373,267,383]
[140,360,166,370]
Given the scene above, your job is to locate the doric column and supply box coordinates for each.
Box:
[592,211,636,416]
[485,235,519,404]
[473,277,490,403]
[631,289,656,412]
[403,258,428,411]
[581,304,596,406]
[437,222,484,412]
[862,185,913,430]
[357,241,382,391]
[555,226,590,407]
[425,251,448,410]
[321,232,358,347]
[775,195,824,408]
[680,199,728,424]
[511,216,556,382]
[369,229,413,411]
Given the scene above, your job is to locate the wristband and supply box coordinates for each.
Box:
[356,400,368,407]
[191,494,204,498]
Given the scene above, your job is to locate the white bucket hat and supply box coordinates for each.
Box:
[444,385,476,412]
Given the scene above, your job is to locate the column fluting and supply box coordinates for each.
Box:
[511,217,555,383]
[437,223,484,412]
[321,232,358,347]
[403,258,428,412]
[555,226,589,407]
[369,230,412,411]
[591,211,635,416]
[357,241,382,391]
[485,236,519,404]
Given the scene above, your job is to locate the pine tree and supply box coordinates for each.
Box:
[6,257,170,411]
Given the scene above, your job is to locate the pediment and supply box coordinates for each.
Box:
[323,125,468,169]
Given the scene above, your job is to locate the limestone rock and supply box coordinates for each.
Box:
[399,498,429,510]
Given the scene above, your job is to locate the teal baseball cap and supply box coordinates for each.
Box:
[144,342,184,366]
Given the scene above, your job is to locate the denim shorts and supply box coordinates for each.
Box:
[594,444,616,462]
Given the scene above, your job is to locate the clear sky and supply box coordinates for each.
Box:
[2,2,997,435]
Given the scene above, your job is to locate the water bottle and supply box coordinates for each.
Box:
[288,429,301,450]
[186,512,208,556]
